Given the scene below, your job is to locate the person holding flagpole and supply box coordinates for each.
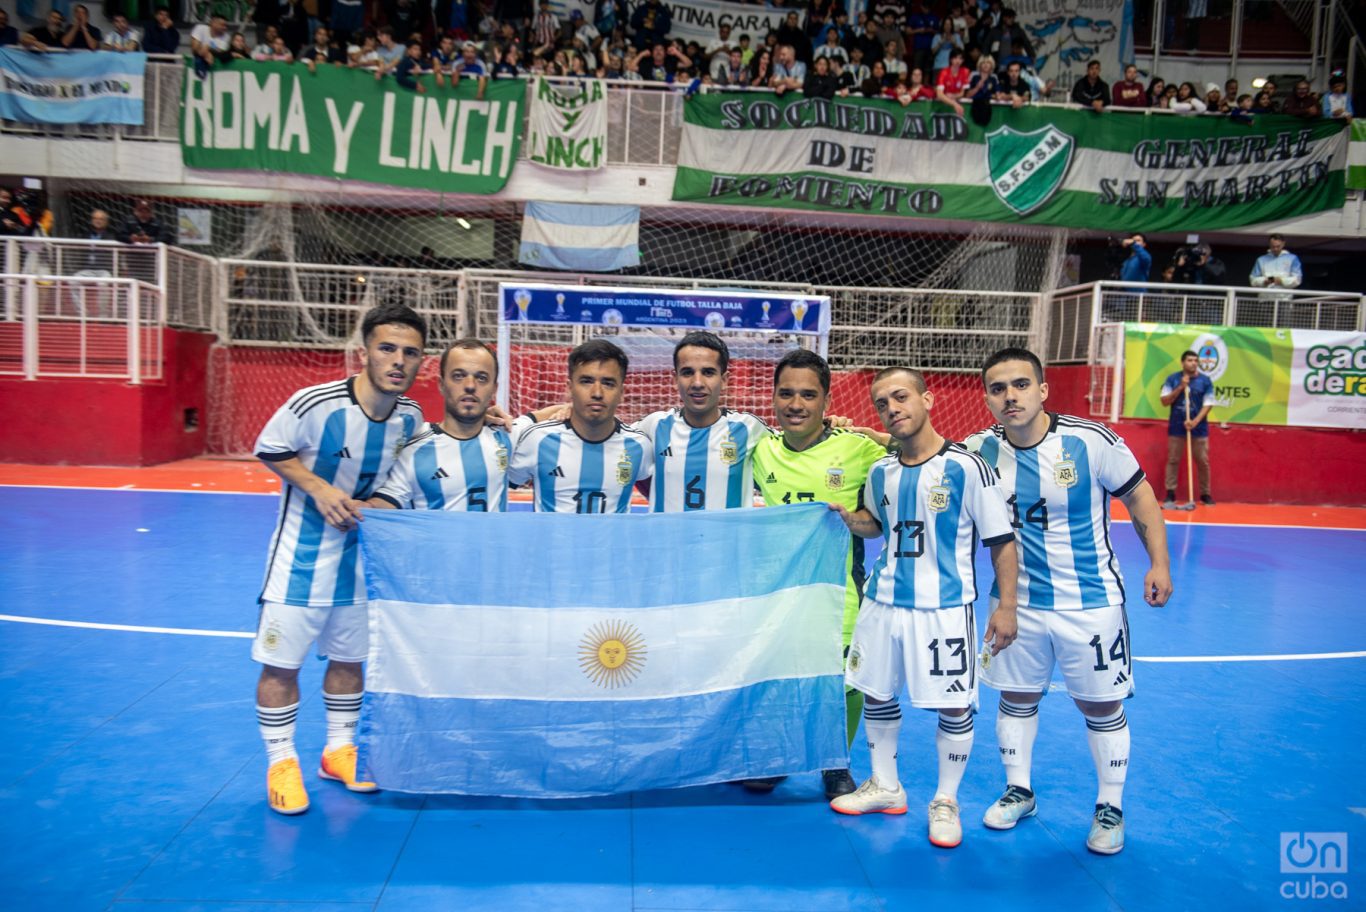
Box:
[1158,350,1215,508]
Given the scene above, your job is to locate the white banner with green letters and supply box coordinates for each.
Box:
[527,77,607,172]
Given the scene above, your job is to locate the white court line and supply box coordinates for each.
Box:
[1112,519,1366,534]
[1136,651,1366,663]
[0,483,278,497]
[1,614,1362,661]
[0,614,253,638]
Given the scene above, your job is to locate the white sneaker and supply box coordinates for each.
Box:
[1087,803,1125,855]
[829,777,907,816]
[982,784,1037,830]
[928,797,962,848]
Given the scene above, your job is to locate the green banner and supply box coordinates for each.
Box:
[673,95,1349,231]
[1122,324,1366,429]
[1348,119,1366,190]
[181,60,522,193]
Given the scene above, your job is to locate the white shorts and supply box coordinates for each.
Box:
[980,602,1133,702]
[845,597,978,709]
[251,600,369,669]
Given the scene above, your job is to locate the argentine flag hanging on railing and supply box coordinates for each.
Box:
[357,504,849,798]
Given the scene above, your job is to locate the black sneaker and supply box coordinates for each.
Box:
[822,768,856,799]
[1200,495,1215,506]
[740,776,786,793]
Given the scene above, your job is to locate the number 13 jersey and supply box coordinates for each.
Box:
[964,413,1146,611]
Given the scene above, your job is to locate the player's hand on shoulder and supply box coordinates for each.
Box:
[1143,565,1173,607]
[825,414,854,428]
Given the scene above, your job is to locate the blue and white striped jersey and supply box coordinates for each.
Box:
[507,419,652,513]
[256,377,424,607]
[373,422,510,512]
[964,413,1146,611]
[634,408,769,512]
[863,442,1015,610]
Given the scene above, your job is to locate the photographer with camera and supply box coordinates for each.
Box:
[1170,242,1225,286]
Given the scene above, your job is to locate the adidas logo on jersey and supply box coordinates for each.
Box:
[430,467,449,480]
[765,473,776,483]
[661,446,674,457]
[946,680,966,693]
[880,494,891,506]
[332,446,352,458]
[550,466,566,478]
[1112,671,1129,686]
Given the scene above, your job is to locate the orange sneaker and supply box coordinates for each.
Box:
[319,743,379,793]
[267,757,310,815]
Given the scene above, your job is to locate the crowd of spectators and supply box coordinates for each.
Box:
[0,0,1356,122]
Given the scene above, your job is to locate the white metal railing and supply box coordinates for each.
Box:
[0,239,216,333]
[1047,279,1366,363]
[0,273,164,383]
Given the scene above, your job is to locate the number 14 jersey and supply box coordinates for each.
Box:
[964,413,1146,611]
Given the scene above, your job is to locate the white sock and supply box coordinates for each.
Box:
[1085,707,1129,809]
[323,691,363,750]
[997,698,1040,790]
[934,712,974,802]
[257,702,299,766]
[863,699,902,788]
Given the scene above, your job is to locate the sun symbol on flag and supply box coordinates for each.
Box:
[579,620,647,689]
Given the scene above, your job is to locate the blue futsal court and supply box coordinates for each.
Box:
[2,485,1363,911]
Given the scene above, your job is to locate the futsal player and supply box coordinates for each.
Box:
[368,339,511,512]
[508,338,652,513]
[752,349,891,799]
[828,368,1018,848]
[633,332,769,512]
[965,347,1173,855]
[251,303,428,816]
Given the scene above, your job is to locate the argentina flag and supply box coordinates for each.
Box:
[356,504,849,798]
[0,49,145,125]
[518,201,640,273]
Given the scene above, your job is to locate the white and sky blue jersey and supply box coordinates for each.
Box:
[373,422,510,512]
[965,413,1146,611]
[507,419,652,513]
[634,408,769,512]
[256,377,424,608]
[863,442,1014,610]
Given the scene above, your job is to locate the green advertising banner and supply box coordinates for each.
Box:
[181,60,522,193]
[673,95,1349,231]
[1122,323,1366,430]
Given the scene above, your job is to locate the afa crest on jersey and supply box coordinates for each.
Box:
[616,452,634,485]
[825,467,845,490]
[393,436,408,460]
[1055,457,1078,488]
[496,444,509,472]
[718,436,738,466]
[927,482,951,513]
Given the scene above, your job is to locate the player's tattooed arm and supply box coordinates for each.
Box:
[1121,482,1174,607]
[984,540,1019,655]
[827,503,882,538]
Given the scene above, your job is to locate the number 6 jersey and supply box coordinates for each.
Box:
[964,413,1146,611]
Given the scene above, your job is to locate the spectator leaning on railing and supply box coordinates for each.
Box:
[101,13,140,51]
[935,47,971,116]
[1070,59,1107,112]
[21,9,66,51]
[61,5,101,51]
[1111,64,1145,108]
[1282,80,1320,118]
[1322,73,1353,121]
[1170,82,1206,114]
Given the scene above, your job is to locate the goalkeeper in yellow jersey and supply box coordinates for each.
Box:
[752,350,892,800]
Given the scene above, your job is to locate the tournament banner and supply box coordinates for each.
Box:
[181,60,521,194]
[1347,120,1366,190]
[1019,0,1133,98]
[526,76,608,171]
[356,505,850,797]
[499,282,830,335]
[673,95,1349,232]
[1121,323,1366,430]
[0,48,145,125]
